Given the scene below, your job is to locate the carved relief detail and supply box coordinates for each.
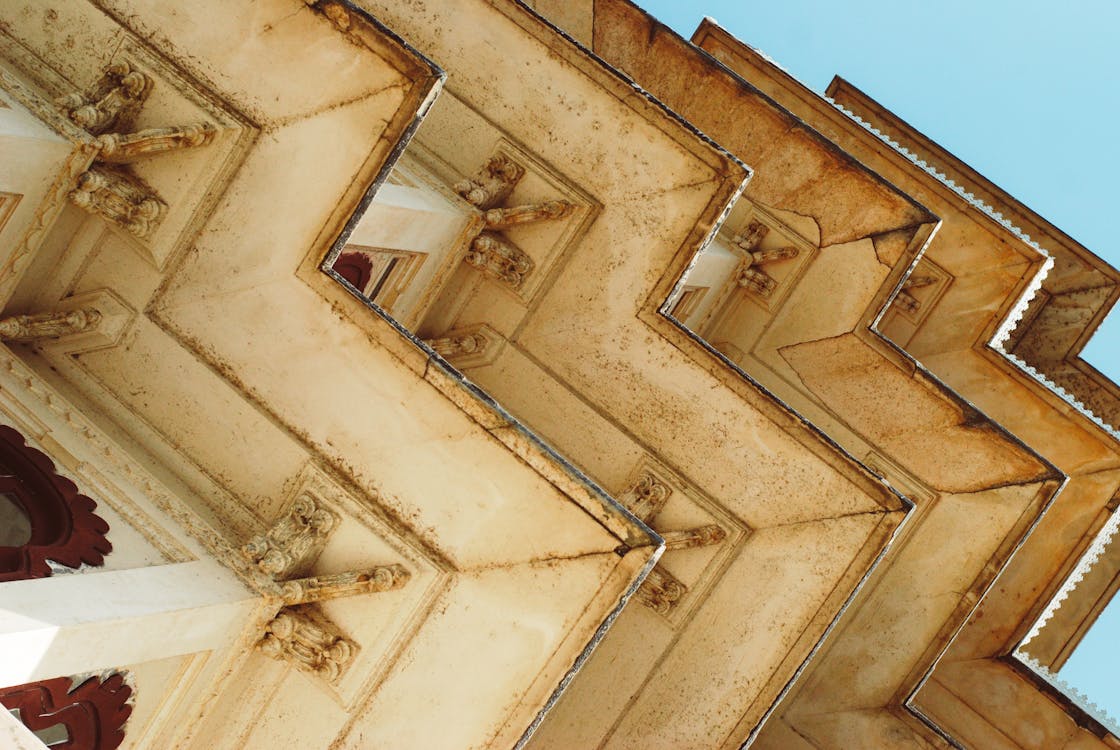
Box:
[888,258,953,328]
[455,155,525,209]
[0,309,101,343]
[660,524,727,551]
[95,124,217,163]
[466,231,533,289]
[57,62,151,135]
[483,200,574,229]
[58,61,220,241]
[259,608,357,683]
[425,330,491,361]
[455,153,581,292]
[636,565,687,616]
[69,167,166,239]
[620,472,672,525]
[620,470,728,617]
[733,221,800,300]
[241,493,338,579]
[896,274,938,313]
[280,564,411,605]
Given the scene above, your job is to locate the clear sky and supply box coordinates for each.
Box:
[636,0,1120,722]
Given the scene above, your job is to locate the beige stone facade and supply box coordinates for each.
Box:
[0,1,1118,748]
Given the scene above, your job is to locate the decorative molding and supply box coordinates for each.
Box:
[0,672,133,750]
[69,166,166,239]
[259,607,357,683]
[241,493,338,579]
[0,308,101,343]
[0,346,251,572]
[0,192,22,236]
[466,231,533,289]
[0,147,95,305]
[1015,654,1120,739]
[454,154,524,209]
[280,564,411,605]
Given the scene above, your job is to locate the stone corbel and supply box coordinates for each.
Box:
[896,274,938,313]
[660,524,727,551]
[619,467,728,617]
[423,324,503,370]
[455,154,525,209]
[95,123,217,163]
[483,200,574,229]
[59,60,220,242]
[732,220,799,299]
[0,309,101,343]
[259,607,357,683]
[69,166,166,239]
[425,329,491,361]
[279,565,411,605]
[241,493,339,579]
[466,232,533,289]
[620,471,672,524]
[637,565,687,616]
[57,62,151,135]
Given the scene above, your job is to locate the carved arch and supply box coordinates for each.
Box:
[0,425,111,581]
[334,251,373,292]
[0,673,132,750]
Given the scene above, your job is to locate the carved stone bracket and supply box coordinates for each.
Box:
[57,62,151,135]
[259,607,357,683]
[896,274,938,313]
[733,220,800,299]
[466,231,533,289]
[732,220,769,253]
[660,524,727,551]
[621,469,727,617]
[455,154,524,209]
[243,490,413,679]
[0,308,101,343]
[69,167,166,239]
[425,330,491,361]
[280,564,411,605]
[636,565,687,616]
[483,200,574,229]
[95,123,216,163]
[241,493,338,579]
[620,472,672,524]
[58,61,219,241]
[423,324,503,370]
[456,154,580,292]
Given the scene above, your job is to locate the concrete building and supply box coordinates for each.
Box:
[1,1,1118,748]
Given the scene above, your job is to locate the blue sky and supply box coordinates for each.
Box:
[637,0,1120,722]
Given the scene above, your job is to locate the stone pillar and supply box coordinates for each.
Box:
[0,560,258,685]
[0,707,48,750]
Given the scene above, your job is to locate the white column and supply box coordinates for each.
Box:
[0,560,259,685]
[0,707,48,750]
